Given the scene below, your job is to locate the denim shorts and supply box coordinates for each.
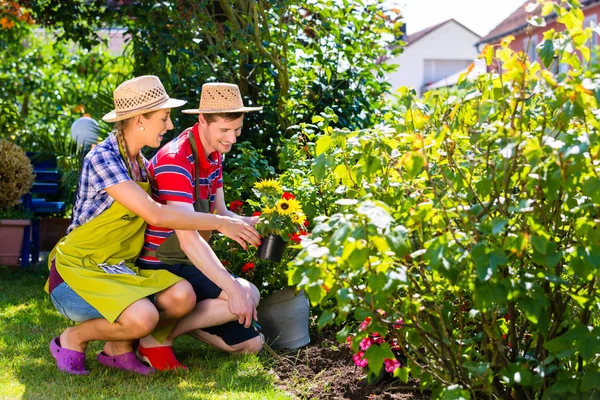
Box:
[50,282,103,322]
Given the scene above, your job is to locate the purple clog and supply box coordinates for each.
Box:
[49,337,90,375]
[97,351,155,375]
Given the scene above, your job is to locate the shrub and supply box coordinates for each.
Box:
[0,139,34,211]
[290,3,600,398]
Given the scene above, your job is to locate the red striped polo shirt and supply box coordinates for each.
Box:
[138,123,223,265]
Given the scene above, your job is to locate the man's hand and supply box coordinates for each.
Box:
[225,282,258,328]
[217,216,261,250]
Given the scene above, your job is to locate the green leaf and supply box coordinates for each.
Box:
[491,217,508,235]
[315,135,332,156]
[439,384,470,400]
[576,333,600,361]
[306,282,327,306]
[580,370,600,391]
[394,366,410,383]
[545,336,576,358]
[582,177,600,204]
[312,153,327,181]
[364,342,392,375]
[463,361,491,378]
[386,225,410,258]
[531,235,549,255]
[317,310,335,329]
[519,294,548,325]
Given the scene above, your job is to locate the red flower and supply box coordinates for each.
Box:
[252,211,262,217]
[221,260,230,266]
[241,262,255,273]
[282,192,295,200]
[289,231,307,243]
[229,200,244,212]
[370,332,385,345]
[304,219,309,228]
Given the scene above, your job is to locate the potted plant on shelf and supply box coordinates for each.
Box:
[0,139,35,267]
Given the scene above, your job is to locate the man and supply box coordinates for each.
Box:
[136,83,264,370]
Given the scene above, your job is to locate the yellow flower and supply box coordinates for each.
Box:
[291,212,306,225]
[254,179,282,194]
[276,198,300,215]
[263,206,276,214]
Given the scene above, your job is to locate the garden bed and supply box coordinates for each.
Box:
[272,328,427,399]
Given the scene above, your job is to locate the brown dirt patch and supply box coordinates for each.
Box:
[270,329,429,400]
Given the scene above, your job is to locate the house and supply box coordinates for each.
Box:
[475,0,600,64]
[384,19,481,97]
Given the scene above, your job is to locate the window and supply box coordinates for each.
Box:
[423,59,473,85]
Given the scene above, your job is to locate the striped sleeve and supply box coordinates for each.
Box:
[153,152,195,203]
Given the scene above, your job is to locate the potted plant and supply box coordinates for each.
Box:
[250,179,308,262]
[0,139,35,266]
[212,182,311,349]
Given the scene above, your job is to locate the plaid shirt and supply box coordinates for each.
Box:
[69,133,147,233]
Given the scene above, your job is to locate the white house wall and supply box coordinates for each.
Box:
[384,20,481,97]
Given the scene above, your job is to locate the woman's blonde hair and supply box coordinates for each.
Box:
[114,111,157,181]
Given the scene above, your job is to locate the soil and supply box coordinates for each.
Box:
[271,328,429,400]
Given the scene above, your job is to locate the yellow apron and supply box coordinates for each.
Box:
[44,181,182,342]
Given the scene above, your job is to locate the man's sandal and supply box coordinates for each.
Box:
[137,344,188,371]
[97,351,155,375]
[49,337,90,375]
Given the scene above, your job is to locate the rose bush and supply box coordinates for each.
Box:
[289,2,600,397]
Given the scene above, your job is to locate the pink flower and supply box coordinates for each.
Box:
[393,318,404,329]
[346,335,353,349]
[359,317,371,332]
[352,351,368,368]
[359,337,372,351]
[384,358,401,373]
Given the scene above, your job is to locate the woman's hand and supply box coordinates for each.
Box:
[217,216,261,250]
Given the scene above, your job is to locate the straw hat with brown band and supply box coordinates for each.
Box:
[102,75,187,123]
[182,83,262,114]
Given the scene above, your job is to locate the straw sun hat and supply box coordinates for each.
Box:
[182,83,262,114]
[102,75,187,123]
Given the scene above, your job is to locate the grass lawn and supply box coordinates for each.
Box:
[0,265,292,400]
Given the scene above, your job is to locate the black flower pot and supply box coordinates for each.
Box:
[257,235,287,262]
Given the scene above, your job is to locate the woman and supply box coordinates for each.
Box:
[46,75,261,375]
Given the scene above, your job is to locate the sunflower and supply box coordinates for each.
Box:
[254,179,282,195]
[262,206,276,214]
[291,211,307,225]
[276,198,301,215]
